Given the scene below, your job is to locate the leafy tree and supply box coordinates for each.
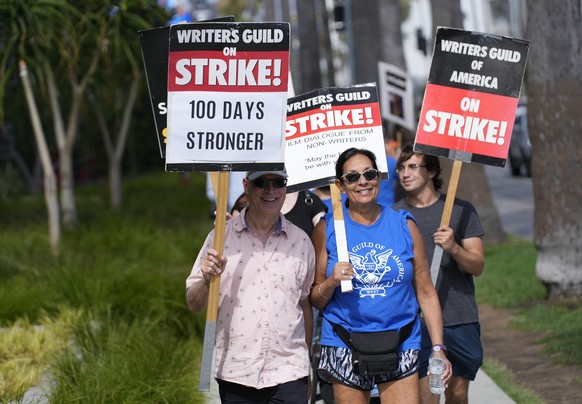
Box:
[87,1,168,210]
[0,0,168,228]
[0,0,79,250]
[525,0,582,297]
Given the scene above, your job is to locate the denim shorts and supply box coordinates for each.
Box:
[317,345,419,391]
[418,322,483,380]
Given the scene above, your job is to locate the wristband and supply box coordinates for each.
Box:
[432,344,447,354]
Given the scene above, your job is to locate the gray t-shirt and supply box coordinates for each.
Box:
[393,194,484,326]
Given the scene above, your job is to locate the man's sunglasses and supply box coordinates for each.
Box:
[341,169,379,184]
[251,177,288,189]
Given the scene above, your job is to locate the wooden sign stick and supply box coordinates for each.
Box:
[429,159,463,285]
[330,183,353,293]
[209,171,219,201]
[198,170,230,391]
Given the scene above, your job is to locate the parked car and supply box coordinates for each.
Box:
[507,100,532,177]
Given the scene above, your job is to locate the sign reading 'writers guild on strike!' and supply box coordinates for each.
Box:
[415,27,530,166]
[165,22,290,172]
[285,84,388,192]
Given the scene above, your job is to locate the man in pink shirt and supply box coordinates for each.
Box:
[186,169,316,403]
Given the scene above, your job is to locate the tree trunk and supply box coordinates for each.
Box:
[318,0,335,87]
[430,0,507,245]
[263,0,275,20]
[47,36,102,228]
[297,0,322,94]
[46,70,80,227]
[19,61,60,253]
[379,0,406,70]
[112,74,139,209]
[109,160,122,209]
[430,0,463,34]
[347,0,411,141]
[349,0,383,84]
[60,85,87,227]
[58,139,78,227]
[526,0,582,298]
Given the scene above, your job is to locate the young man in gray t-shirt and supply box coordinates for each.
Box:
[393,143,485,404]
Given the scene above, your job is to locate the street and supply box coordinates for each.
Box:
[485,164,534,241]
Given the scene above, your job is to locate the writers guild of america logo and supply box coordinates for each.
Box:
[350,248,404,298]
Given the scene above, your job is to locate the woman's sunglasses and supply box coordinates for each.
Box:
[251,177,288,189]
[341,169,379,184]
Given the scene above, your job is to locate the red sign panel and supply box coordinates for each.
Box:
[415,28,529,166]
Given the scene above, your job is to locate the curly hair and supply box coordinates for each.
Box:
[397,143,443,191]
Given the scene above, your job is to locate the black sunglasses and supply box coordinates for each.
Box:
[341,169,379,184]
[251,177,287,189]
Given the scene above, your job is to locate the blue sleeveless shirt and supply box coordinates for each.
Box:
[320,206,421,351]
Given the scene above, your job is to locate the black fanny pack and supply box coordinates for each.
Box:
[331,319,415,376]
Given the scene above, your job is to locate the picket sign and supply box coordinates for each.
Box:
[429,160,462,285]
[141,19,289,392]
[330,183,353,293]
[417,28,529,284]
[198,171,230,391]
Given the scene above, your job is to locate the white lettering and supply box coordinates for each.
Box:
[450,70,498,89]
[422,109,508,144]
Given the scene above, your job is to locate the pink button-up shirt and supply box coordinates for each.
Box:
[186,209,315,389]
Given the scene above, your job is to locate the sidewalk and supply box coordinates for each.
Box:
[465,369,514,403]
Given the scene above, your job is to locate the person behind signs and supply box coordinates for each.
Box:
[206,171,246,218]
[229,192,248,217]
[309,147,451,403]
[186,169,316,403]
[313,185,333,213]
[393,143,485,404]
[281,190,327,237]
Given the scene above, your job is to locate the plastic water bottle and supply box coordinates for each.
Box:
[428,357,446,394]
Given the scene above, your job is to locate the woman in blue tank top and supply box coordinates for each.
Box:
[309,148,451,403]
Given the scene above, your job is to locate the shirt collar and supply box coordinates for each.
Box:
[235,207,286,235]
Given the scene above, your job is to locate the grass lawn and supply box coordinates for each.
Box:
[0,172,211,403]
[476,237,582,402]
[477,238,582,367]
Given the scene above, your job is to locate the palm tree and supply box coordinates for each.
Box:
[526,0,582,298]
[349,0,385,84]
[296,0,322,94]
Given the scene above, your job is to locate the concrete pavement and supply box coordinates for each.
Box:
[463,368,514,403]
